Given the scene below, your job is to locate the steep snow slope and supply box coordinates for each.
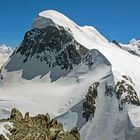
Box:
[34,10,140,85]
[0,10,140,140]
[35,11,140,108]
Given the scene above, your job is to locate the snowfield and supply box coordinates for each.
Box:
[0,10,140,140]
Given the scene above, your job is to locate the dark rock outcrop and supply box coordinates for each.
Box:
[5,25,88,81]
[115,76,140,111]
[82,82,99,121]
[112,40,122,48]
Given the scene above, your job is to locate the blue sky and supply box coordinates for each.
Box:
[0,0,140,48]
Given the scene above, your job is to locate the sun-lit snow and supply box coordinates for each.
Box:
[0,44,13,68]
[36,10,140,86]
[33,10,109,50]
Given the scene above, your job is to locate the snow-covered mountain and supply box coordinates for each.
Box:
[0,10,140,140]
[112,39,140,57]
[0,44,13,68]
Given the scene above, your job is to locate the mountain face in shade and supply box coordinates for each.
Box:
[5,25,89,81]
[0,10,140,140]
[3,10,110,82]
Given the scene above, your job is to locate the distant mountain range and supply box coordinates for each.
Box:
[112,38,140,56]
[0,44,13,68]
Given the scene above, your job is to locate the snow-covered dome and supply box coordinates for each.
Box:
[32,10,108,50]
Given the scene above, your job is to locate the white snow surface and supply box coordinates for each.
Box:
[0,10,140,140]
[36,10,140,85]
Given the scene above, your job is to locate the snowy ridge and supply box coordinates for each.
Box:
[33,10,108,49]
[34,10,140,85]
[0,10,140,140]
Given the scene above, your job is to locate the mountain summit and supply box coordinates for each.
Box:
[3,10,110,81]
[0,10,140,140]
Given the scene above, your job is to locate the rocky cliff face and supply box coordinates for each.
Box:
[2,22,110,82]
[4,25,88,81]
